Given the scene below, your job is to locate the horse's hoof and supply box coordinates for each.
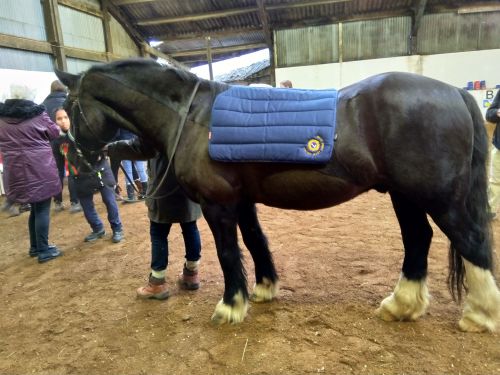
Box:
[211,292,248,325]
[375,305,398,322]
[458,317,494,333]
[251,278,278,303]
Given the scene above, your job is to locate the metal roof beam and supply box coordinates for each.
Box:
[151,26,263,43]
[168,43,268,57]
[114,0,158,5]
[136,0,351,26]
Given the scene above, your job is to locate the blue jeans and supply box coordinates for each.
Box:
[53,175,79,204]
[79,185,122,233]
[28,198,52,252]
[122,160,148,184]
[150,220,201,271]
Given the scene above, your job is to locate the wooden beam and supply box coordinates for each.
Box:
[105,1,145,47]
[42,0,67,70]
[151,26,263,43]
[64,46,108,62]
[169,43,268,57]
[458,3,500,14]
[206,37,213,80]
[257,0,274,86]
[137,0,351,26]
[0,33,127,62]
[102,0,114,61]
[114,0,158,5]
[141,43,189,70]
[267,0,351,11]
[0,33,52,54]
[136,7,258,26]
[409,0,427,55]
[57,0,103,18]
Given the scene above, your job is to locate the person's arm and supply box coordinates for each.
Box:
[42,112,61,140]
[486,91,500,123]
[107,137,157,161]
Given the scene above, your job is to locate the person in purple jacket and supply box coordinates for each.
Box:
[0,85,63,263]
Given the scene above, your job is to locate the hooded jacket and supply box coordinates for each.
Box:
[0,99,61,203]
[42,91,67,122]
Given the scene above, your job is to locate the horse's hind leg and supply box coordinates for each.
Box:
[430,207,500,332]
[376,192,432,322]
[238,202,278,302]
[202,202,249,324]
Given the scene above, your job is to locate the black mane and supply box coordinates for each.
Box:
[87,58,199,84]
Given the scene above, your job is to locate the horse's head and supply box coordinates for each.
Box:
[56,59,219,159]
[55,68,119,154]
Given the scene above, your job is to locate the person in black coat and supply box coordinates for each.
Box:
[107,137,201,299]
[487,90,500,218]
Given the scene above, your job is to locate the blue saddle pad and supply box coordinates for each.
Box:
[208,85,338,163]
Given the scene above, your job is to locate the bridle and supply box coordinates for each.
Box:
[68,73,201,200]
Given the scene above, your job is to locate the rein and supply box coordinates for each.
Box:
[71,77,201,201]
[146,80,200,200]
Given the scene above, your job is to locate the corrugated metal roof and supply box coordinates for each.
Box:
[109,0,500,66]
[215,58,270,82]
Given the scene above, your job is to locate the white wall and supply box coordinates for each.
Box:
[0,69,57,103]
[276,48,500,117]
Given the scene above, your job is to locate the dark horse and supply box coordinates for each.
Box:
[56,59,500,332]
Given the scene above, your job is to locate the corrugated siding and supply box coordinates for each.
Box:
[343,16,410,61]
[417,12,500,54]
[110,17,139,58]
[275,24,338,67]
[0,47,52,71]
[58,4,105,52]
[0,0,46,40]
[66,57,100,74]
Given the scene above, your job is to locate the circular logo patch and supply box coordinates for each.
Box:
[305,136,324,155]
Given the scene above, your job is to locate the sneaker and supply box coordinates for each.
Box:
[112,230,124,243]
[8,205,20,217]
[137,275,170,300]
[178,265,200,290]
[84,229,106,242]
[1,200,13,212]
[54,201,65,212]
[69,202,82,213]
[19,203,31,213]
[38,246,62,263]
[29,244,57,257]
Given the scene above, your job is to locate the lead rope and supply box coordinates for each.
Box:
[144,80,201,200]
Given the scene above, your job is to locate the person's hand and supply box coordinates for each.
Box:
[101,144,109,157]
[496,108,500,117]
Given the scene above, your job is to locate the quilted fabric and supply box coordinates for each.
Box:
[209,85,337,163]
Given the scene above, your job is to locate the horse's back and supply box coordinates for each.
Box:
[334,72,476,195]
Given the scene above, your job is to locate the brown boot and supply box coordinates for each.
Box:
[136,274,170,300]
[178,265,200,290]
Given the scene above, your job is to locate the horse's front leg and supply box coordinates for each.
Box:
[238,201,279,302]
[202,201,249,324]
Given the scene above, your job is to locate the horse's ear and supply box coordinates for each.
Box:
[54,68,81,93]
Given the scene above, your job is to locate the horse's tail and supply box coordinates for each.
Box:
[448,89,493,301]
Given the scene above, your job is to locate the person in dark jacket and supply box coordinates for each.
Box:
[487,90,500,219]
[107,137,201,299]
[0,86,62,263]
[56,108,124,243]
[42,80,74,212]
